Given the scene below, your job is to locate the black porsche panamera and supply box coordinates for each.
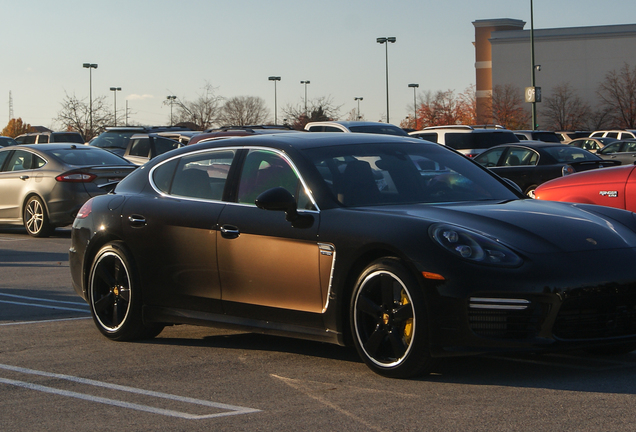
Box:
[69,133,636,378]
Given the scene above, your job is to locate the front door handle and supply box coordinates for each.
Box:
[220,225,240,239]
[19,175,29,180]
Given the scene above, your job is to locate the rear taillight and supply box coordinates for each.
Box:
[562,165,575,176]
[56,172,97,182]
[76,199,93,219]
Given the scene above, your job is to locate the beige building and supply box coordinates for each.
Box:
[473,19,636,127]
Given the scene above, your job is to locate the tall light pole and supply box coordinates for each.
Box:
[110,87,121,126]
[268,76,281,124]
[408,83,419,129]
[530,0,537,130]
[376,37,396,123]
[300,80,310,116]
[83,63,98,135]
[166,95,177,126]
[354,97,363,120]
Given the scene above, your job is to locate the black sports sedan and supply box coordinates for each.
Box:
[0,144,136,236]
[69,133,636,378]
[473,141,619,197]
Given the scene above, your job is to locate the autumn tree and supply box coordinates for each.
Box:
[597,63,636,129]
[410,87,476,129]
[541,83,591,130]
[487,84,530,130]
[1,118,35,137]
[282,96,342,130]
[217,96,270,126]
[172,83,223,130]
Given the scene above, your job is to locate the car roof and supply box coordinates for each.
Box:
[8,143,103,151]
[484,141,566,150]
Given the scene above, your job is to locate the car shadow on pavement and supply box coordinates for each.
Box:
[0,226,71,238]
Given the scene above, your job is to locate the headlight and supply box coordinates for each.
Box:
[430,224,522,267]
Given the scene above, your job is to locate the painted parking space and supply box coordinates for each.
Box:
[0,363,261,420]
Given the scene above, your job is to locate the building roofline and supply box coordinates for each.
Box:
[473,18,526,29]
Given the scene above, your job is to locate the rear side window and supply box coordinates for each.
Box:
[154,137,181,155]
[51,133,84,144]
[128,138,150,157]
[38,135,49,143]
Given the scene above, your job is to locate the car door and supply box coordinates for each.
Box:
[599,141,636,165]
[0,150,34,221]
[120,148,237,313]
[216,148,327,323]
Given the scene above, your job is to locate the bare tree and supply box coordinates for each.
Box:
[541,83,591,130]
[282,96,343,130]
[217,96,270,126]
[597,63,636,129]
[55,92,115,140]
[488,84,530,129]
[173,83,223,130]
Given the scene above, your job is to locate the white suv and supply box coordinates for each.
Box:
[409,125,519,157]
[589,130,636,140]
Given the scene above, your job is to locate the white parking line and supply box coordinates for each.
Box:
[0,292,90,314]
[0,363,261,419]
[0,292,86,306]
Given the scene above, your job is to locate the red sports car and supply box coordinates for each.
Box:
[534,164,636,211]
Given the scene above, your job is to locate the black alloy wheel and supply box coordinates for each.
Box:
[89,242,163,341]
[23,196,52,237]
[351,258,434,378]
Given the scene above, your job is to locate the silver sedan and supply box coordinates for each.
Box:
[0,144,136,237]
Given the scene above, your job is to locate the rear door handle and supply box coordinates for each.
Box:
[128,215,146,227]
[220,225,240,239]
[19,175,29,180]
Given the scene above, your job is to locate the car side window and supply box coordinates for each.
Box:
[153,149,236,200]
[154,137,181,156]
[505,148,537,166]
[38,135,49,143]
[600,142,620,154]
[6,150,33,171]
[0,151,9,171]
[475,148,505,167]
[625,142,636,152]
[237,149,311,208]
[128,138,150,157]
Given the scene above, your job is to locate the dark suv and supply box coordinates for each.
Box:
[15,131,85,144]
[89,126,193,156]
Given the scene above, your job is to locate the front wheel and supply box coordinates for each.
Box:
[351,258,435,378]
[23,196,52,237]
[524,185,538,199]
[88,242,163,341]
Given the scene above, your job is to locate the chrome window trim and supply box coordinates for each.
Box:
[147,145,320,212]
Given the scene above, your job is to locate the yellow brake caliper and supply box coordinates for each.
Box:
[401,290,413,345]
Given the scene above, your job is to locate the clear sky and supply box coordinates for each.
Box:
[1,0,635,130]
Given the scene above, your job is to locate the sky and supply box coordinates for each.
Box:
[1,0,636,131]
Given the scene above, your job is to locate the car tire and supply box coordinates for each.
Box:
[350,258,435,378]
[88,242,164,341]
[23,196,52,237]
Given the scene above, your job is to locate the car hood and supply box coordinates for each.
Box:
[366,199,636,254]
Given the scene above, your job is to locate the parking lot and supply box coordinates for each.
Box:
[3,228,636,431]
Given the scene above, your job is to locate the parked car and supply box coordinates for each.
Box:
[15,131,85,144]
[409,125,519,157]
[597,139,636,165]
[305,121,408,136]
[473,141,619,197]
[567,137,617,153]
[0,144,136,237]
[556,131,590,143]
[122,133,184,165]
[514,130,561,142]
[189,126,299,146]
[589,130,636,140]
[0,136,18,147]
[70,133,636,378]
[89,126,192,156]
[535,164,636,212]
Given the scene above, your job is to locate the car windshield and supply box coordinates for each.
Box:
[543,146,600,162]
[444,131,519,150]
[52,133,85,144]
[304,142,517,206]
[90,131,138,150]
[50,148,131,166]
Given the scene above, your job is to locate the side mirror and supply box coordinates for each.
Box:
[255,187,314,228]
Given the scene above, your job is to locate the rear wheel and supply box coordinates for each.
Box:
[88,242,163,341]
[351,258,435,378]
[524,185,538,198]
[23,196,52,237]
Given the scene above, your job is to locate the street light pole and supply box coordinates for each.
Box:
[408,83,419,129]
[166,95,177,126]
[82,63,98,135]
[300,80,310,116]
[377,37,396,123]
[354,97,363,120]
[110,87,121,126]
[530,0,537,130]
[268,76,281,124]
